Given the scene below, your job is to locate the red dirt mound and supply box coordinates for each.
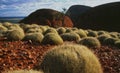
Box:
[19,9,73,27]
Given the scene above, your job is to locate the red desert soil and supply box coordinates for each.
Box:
[0,38,120,73]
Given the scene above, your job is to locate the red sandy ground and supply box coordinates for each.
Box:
[0,38,120,73]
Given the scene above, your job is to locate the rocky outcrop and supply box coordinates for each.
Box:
[66,5,92,27]
[76,2,120,32]
[20,9,73,27]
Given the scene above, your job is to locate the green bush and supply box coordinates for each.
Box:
[60,32,80,42]
[0,24,8,31]
[2,22,12,28]
[115,40,120,48]
[103,37,118,45]
[6,29,25,41]
[97,31,107,35]
[109,32,119,38]
[23,33,44,43]
[87,31,98,37]
[97,34,111,44]
[39,44,103,73]
[3,69,43,73]
[42,33,63,45]
[43,28,58,35]
[57,27,66,34]
[74,29,87,38]
[65,28,73,33]
[79,37,101,47]
[26,28,42,33]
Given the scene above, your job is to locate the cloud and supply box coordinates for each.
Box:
[0,0,120,17]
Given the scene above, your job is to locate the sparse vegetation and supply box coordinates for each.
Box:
[39,44,103,73]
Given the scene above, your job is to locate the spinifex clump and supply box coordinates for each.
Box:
[38,44,103,73]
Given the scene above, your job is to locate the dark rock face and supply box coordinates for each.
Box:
[20,9,73,27]
[66,5,92,27]
[76,2,120,32]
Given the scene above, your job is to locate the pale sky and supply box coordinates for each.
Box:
[0,0,119,17]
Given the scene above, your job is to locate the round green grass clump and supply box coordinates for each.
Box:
[87,31,98,37]
[74,29,87,38]
[23,33,44,43]
[79,37,101,47]
[0,24,8,32]
[65,28,73,33]
[26,28,42,33]
[3,69,44,73]
[2,22,12,28]
[43,28,58,35]
[6,29,25,41]
[97,31,107,35]
[115,40,120,48]
[41,33,63,45]
[109,32,119,39]
[103,37,118,46]
[60,32,80,42]
[57,27,66,34]
[38,44,103,73]
[97,34,111,44]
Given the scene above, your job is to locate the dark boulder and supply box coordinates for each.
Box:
[20,9,73,27]
[66,5,92,26]
[76,2,120,32]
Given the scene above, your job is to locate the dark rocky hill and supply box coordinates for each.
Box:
[76,2,120,32]
[66,5,92,26]
[20,9,73,27]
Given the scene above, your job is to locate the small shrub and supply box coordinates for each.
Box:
[0,24,8,31]
[79,37,101,47]
[103,37,118,45]
[57,27,66,34]
[43,28,58,35]
[39,44,103,73]
[3,69,44,73]
[60,32,80,42]
[23,33,44,43]
[26,28,42,33]
[115,40,120,48]
[97,31,106,35]
[74,29,87,38]
[42,33,63,45]
[87,31,98,37]
[2,22,12,28]
[6,29,25,41]
[71,27,78,31]
[65,28,73,33]
[8,24,22,30]
[109,32,119,38]
[97,34,111,44]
